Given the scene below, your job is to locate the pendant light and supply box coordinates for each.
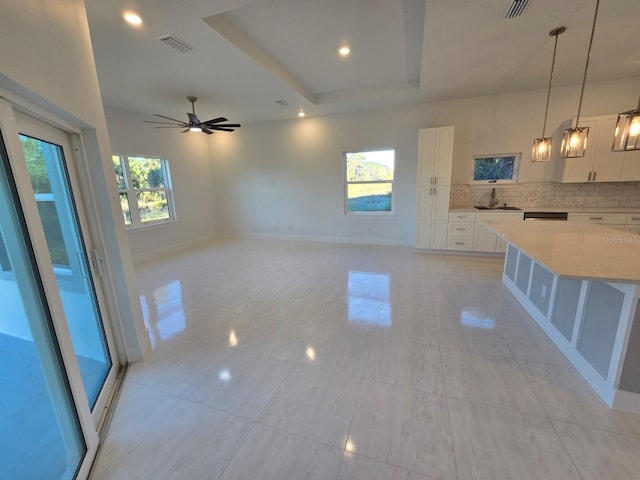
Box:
[532,27,565,162]
[612,97,640,151]
[560,0,600,159]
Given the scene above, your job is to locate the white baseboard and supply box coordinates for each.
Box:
[221,231,412,247]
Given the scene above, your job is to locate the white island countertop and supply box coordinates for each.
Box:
[482,220,640,283]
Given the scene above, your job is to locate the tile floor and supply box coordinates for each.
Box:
[91,239,640,480]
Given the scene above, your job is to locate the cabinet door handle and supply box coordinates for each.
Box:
[434,176,437,185]
[631,217,640,221]
[588,172,592,181]
[589,217,603,220]
[455,242,465,245]
[455,228,465,231]
[430,176,435,185]
[593,171,597,181]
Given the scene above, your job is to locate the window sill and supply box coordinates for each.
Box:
[343,213,397,219]
[125,219,178,232]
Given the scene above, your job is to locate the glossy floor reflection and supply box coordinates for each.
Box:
[92,239,640,480]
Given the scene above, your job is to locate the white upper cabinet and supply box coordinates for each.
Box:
[415,126,454,249]
[557,115,638,183]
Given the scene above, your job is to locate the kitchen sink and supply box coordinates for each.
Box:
[474,206,522,211]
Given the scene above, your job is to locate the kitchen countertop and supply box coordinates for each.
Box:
[481,220,640,283]
[450,207,640,213]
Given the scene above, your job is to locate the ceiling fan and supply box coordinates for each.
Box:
[144,96,241,134]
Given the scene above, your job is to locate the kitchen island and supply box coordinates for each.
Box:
[483,220,640,413]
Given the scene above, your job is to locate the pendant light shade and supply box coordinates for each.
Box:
[561,0,599,159]
[532,27,565,163]
[612,97,640,152]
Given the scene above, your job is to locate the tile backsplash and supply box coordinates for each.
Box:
[450,182,640,209]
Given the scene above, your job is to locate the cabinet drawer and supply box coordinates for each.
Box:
[625,214,640,224]
[449,212,476,222]
[569,213,627,225]
[447,221,475,237]
[447,237,473,251]
[624,225,640,234]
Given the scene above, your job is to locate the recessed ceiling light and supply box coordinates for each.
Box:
[298,111,306,118]
[123,11,142,26]
[338,46,351,56]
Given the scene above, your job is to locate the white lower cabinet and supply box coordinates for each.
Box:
[473,212,524,252]
[446,212,475,251]
[474,223,498,252]
[568,212,640,233]
[447,210,639,254]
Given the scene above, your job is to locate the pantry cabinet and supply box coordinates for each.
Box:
[415,126,454,249]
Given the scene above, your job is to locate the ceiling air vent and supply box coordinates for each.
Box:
[505,0,531,19]
[157,34,194,53]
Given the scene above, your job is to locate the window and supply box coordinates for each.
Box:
[112,154,174,227]
[345,149,395,214]
[471,153,520,184]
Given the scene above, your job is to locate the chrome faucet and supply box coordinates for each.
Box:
[490,188,499,208]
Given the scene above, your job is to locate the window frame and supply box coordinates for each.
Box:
[470,152,521,184]
[113,154,175,229]
[343,148,396,216]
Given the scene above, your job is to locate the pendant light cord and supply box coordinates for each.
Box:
[575,0,600,126]
[542,30,562,138]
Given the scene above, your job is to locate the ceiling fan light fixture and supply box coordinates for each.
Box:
[532,26,565,163]
[144,96,241,135]
[612,96,640,152]
[338,46,351,56]
[561,0,599,159]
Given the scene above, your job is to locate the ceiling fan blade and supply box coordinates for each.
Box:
[154,125,186,128]
[201,128,215,135]
[153,113,188,124]
[200,117,228,125]
[181,128,191,133]
[144,120,183,125]
[215,123,241,128]
[208,127,236,132]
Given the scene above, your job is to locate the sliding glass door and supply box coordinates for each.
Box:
[0,127,86,479]
[16,112,114,409]
[0,101,121,478]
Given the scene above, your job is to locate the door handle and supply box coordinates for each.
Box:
[593,171,597,181]
[90,249,104,277]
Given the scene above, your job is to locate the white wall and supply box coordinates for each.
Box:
[104,107,219,262]
[209,76,640,245]
[0,0,148,360]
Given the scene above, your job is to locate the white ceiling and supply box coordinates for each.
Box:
[85,0,640,126]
